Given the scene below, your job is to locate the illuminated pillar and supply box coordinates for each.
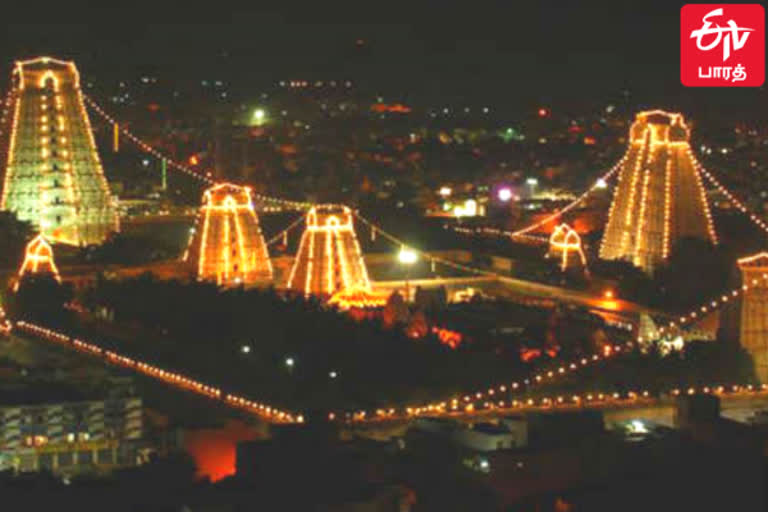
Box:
[737,253,768,383]
[161,158,167,190]
[1,57,119,246]
[599,111,717,274]
[286,205,371,297]
[184,183,273,286]
[113,122,119,152]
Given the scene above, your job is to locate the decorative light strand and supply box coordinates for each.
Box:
[15,322,302,424]
[82,94,314,210]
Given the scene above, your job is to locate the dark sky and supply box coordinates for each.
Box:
[1,2,764,118]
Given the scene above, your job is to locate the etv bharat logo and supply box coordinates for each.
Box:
[681,4,765,87]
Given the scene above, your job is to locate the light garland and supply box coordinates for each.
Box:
[15,322,302,424]
[83,94,314,211]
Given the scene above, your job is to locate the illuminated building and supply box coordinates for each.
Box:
[287,205,371,297]
[327,287,389,310]
[599,111,716,273]
[16,234,61,287]
[0,388,142,474]
[547,223,586,271]
[185,183,273,286]
[737,253,768,383]
[1,57,119,245]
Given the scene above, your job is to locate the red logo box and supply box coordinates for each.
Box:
[681,4,764,87]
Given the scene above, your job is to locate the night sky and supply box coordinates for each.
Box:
[1,2,765,119]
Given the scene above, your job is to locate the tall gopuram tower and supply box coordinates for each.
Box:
[184,183,273,286]
[286,205,371,297]
[0,57,119,245]
[737,253,768,383]
[599,110,717,273]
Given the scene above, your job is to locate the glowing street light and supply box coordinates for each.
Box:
[398,247,418,302]
[241,345,251,354]
[438,186,452,197]
[595,178,608,189]
[285,357,294,367]
[398,247,418,265]
[253,108,266,126]
[329,370,338,379]
[498,187,513,202]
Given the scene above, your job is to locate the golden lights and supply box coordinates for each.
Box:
[287,205,372,297]
[15,234,61,289]
[600,110,717,273]
[186,183,273,286]
[548,223,586,271]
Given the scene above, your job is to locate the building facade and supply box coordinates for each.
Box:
[0,395,142,474]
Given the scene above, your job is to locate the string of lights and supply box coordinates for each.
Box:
[353,211,500,279]
[15,322,303,424]
[338,340,635,422]
[693,157,768,236]
[83,94,314,210]
[265,212,308,246]
[640,265,768,343]
[346,382,768,423]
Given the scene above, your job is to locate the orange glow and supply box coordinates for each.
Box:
[182,420,262,482]
[370,103,412,114]
[328,287,389,310]
[432,326,464,349]
[189,155,199,166]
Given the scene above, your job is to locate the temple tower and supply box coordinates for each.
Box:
[286,205,371,296]
[1,57,119,245]
[737,253,768,383]
[185,183,273,286]
[599,110,717,273]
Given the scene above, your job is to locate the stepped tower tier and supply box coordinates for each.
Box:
[185,183,273,286]
[599,110,717,273]
[286,205,371,296]
[1,57,119,245]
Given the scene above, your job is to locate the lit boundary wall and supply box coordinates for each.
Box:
[185,183,273,286]
[286,205,372,297]
[738,253,768,383]
[0,57,119,245]
[599,110,717,274]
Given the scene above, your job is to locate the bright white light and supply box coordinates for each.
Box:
[498,188,513,202]
[285,357,294,367]
[329,371,338,379]
[629,420,648,434]
[398,248,418,265]
[241,345,251,354]
[479,459,490,469]
[595,178,608,189]
[253,108,266,125]
[439,186,452,197]
[526,178,538,186]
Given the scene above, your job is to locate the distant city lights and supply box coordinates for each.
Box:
[438,186,452,197]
